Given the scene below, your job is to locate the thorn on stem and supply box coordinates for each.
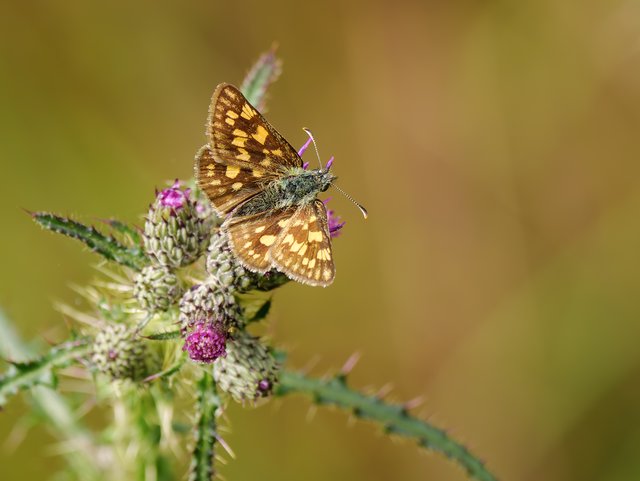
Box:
[375,383,394,399]
[403,396,426,411]
[341,351,361,375]
[306,404,317,423]
[215,433,236,459]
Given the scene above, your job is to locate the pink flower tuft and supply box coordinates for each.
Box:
[159,180,190,209]
[182,321,227,363]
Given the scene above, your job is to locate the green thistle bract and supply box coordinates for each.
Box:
[133,264,184,312]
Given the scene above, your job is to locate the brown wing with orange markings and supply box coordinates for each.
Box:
[270,200,335,287]
[206,83,302,172]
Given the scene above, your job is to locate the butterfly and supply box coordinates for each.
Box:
[195,83,363,287]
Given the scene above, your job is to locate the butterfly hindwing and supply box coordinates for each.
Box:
[207,83,302,173]
[270,200,335,287]
[224,207,297,273]
[195,145,277,216]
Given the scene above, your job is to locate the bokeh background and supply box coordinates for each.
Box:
[2,1,640,480]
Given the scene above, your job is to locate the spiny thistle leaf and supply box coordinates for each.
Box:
[189,371,221,481]
[276,370,499,481]
[32,212,149,271]
[145,330,182,341]
[247,298,272,323]
[0,339,90,407]
[240,45,283,111]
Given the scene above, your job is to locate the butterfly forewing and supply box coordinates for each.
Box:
[271,200,335,287]
[224,207,297,273]
[195,145,277,216]
[207,83,302,173]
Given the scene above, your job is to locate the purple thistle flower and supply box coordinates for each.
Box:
[298,137,312,157]
[324,198,345,238]
[258,379,272,393]
[325,156,334,170]
[159,180,190,209]
[182,321,227,363]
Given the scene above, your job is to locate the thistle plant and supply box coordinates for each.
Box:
[0,48,499,481]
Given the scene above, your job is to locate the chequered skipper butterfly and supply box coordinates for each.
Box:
[195,83,365,287]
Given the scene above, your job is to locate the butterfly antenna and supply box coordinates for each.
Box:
[302,127,324,169]
[331,183,368,219]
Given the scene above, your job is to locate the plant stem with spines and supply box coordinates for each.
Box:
[189,370,222,481]
[277,369,498,481]
[0,339,91,406]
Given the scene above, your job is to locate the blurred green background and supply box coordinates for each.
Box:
[2,1,640,480]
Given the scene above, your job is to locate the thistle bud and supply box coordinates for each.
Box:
[143,180,211,268]
[179,283,242,336]
[212,331,279,403]
[91,324,150,381]
[206,230,256,292]
[133,264,184,312]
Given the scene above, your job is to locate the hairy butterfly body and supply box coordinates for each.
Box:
[195,83,337,286]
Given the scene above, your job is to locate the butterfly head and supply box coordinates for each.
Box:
[319,164,336,193]
[297,166,335,196]
[299,133,366,218]
[318,156,336,191]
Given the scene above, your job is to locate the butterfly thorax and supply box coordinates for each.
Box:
[234,168,335,217]
[276,168,335,206]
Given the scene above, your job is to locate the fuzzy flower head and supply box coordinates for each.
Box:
[324,198,345,238]
[182,321,227,363]
[159,180,191,210]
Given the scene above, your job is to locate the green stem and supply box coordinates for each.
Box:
[112,386,171,481]
[189,370,222,481]
[277,370,498,481]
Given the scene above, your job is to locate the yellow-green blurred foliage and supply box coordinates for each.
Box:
[2,1,640,480]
